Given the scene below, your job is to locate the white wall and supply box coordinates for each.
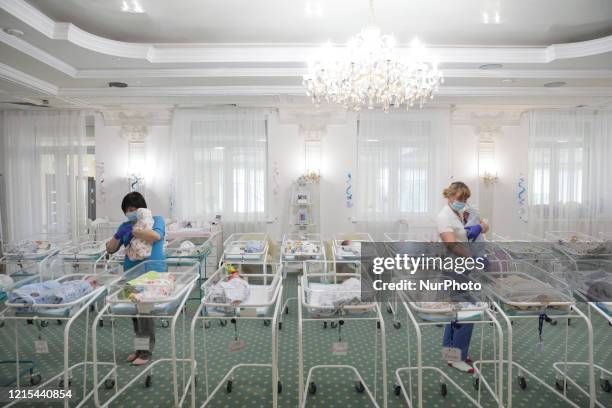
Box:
[94,114,171,221]
[94,109,532,240]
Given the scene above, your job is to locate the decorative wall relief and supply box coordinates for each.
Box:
[95,161,106,203]
[272,161,280,196]
[346,172,353,208]
[517,174,528,223]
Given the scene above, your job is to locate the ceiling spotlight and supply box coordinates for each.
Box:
[501,79,514,84]
[479,64,503,70]
[108,82,128,88]
[576,104,588,108]
[543,81,567,88]
[121,0,144,13]
[3,28,24,37]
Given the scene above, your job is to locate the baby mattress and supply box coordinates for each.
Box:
[13,287,108,318]
[411,302,485,322]
[110,284,187,315]
[334,243,362,260]
[224,241,266,260]
[205,285,273,317]
[305,281,372,318]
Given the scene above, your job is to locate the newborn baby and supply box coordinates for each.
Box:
[206,264,250,306]
[126,208,154,261]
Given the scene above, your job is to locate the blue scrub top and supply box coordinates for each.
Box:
[121,215,167,272]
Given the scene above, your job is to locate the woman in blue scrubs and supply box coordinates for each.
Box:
[106,192,166,366]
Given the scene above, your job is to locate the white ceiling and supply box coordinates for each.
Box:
[0,0,611,111]
[25,0,612,46]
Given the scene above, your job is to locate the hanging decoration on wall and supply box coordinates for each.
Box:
[346,173,353,208]
[95,161,106,203]
[169,178,175,219]
[272,161,281,196]
[517,174,528,223]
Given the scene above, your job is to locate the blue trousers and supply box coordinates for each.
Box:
[442,323,474,361]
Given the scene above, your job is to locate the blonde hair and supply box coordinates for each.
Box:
[443,181,471,201]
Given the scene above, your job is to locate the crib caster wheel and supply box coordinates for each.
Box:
[393,321,401,329]
[145,375,152,388]
[263,320,271,326]
[355,381,365,393]
[58,379,71,388]
[204,321,211,329]
[277,381,282,394]
[104,379,115,389]
[30,374,41,386]
[549,319,558,326]
[440,383,448,396]
[308,382,317,395]
[386,305,393,314]
[518,376,527,390]
[278,322,282,330]
[284,306,289,315]
[555,379,567,392]
[160,320,169,328]
[40,321,49,328]
[600,378,611,393]
[98,320,104,327]
[0,321,5,328]
[226,380,233,393]
[473,378,480,390]
[330,322,338,329]
[194,375,199,387]
[220,320,228,327]
[56,320,62,325]
[323,322,327,329]
[394,385,401,396]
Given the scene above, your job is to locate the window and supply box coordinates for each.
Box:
[187,115,267,220]
[356,112,449,221]
[529,142,584,207]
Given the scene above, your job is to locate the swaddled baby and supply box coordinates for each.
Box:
[124,271,176,303]
[126,208,154,261]
[9,277,97,307]
[206,264,250,307]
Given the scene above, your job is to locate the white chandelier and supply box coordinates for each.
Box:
[303,0,443,112]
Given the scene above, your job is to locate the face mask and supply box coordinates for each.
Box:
[451,201,466,212]
[125,211,138,222]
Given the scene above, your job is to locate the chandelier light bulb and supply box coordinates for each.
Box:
[303,0,443,112]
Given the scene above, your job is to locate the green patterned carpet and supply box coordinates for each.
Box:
[0,275,610,408]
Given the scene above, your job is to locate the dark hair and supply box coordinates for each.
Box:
[121,192,147,213]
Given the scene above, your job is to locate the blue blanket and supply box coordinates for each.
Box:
[9,280,94,306]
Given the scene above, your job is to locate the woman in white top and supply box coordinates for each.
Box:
[436,181,489,373]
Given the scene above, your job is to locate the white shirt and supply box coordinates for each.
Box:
[436,204,468,242]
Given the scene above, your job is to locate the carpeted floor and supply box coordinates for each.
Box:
[0,274,610,408]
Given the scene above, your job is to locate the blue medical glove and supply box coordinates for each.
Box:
[464,224,482,241]
[114,223,133,241]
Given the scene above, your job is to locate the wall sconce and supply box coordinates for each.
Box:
[478,135,499,187]
[482,171,499,186]
[301,125,324,175]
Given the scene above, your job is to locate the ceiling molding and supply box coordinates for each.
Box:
[0,62,58,94]
[58,85,612,98]
[0,28,77,76]
[73,67,612,79]
[2,0,612,65]
[0,0,54,37]
[100,107,174,126]
[452,108,524,126]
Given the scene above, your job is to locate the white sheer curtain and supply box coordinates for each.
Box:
[171,108,268,234]
[2,110,87,241]
[528,110,612,236]
[356,109,450,239]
